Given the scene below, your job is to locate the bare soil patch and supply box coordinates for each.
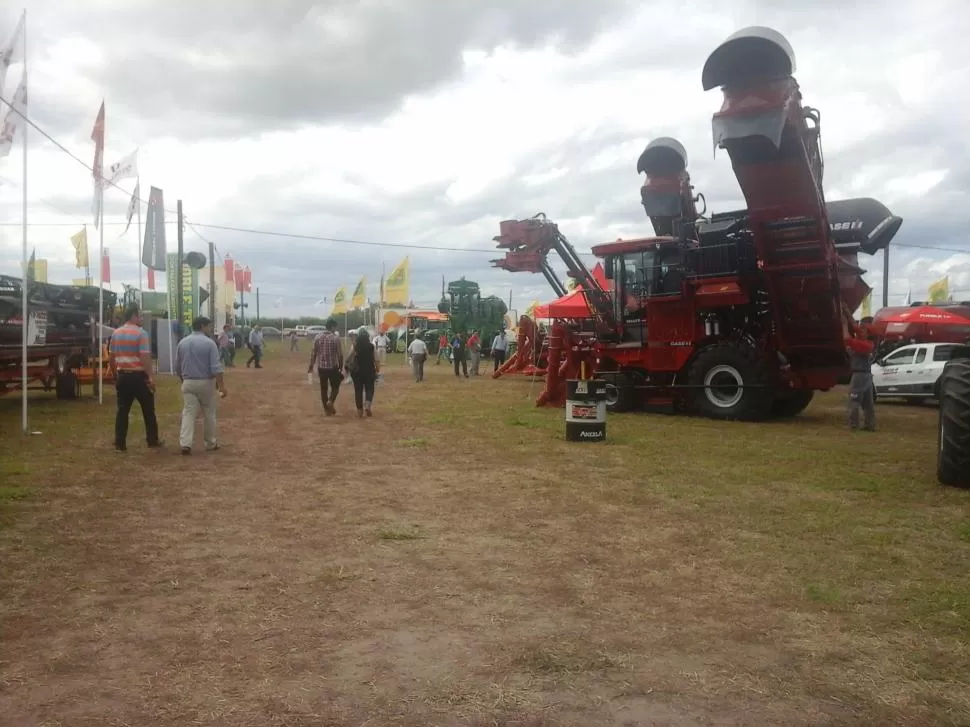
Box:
[1,347,968,726]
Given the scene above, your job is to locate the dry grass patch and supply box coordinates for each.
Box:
[0,350,968,726]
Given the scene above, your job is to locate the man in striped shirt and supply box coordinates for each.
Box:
[109,304,162,451]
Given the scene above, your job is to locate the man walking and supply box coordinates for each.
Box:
[491,330,508,373]
[175,316,227,455]
[289,329,300,351]
[436,332,450,365]
[217,324,233,367]
[452,331,468,378]
[308,317,344,415]
[845,326,876,431]
[246,324,264,368]
[467,329,482,375]
[109,304,162,452]
[407,333,428,382]
[373,329,389,368]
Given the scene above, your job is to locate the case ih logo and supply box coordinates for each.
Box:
[570,404,598,419]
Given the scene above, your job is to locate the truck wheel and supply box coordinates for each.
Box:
[937,357,970,488]
[687,342,773,421]
[771,389,814,418]
[603,373,635,413]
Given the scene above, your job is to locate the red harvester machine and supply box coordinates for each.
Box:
[491,27,904,420]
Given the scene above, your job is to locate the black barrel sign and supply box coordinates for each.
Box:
[565,378,607,442]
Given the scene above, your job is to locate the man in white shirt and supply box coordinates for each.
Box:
[373,331,389,366]
[407,335,428,382]
[491,330,509,373]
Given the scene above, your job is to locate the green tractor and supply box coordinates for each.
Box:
[437,277,508,342]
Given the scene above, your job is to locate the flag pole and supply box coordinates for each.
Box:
[97,202,104,404]
[136,177,143,309]
[19,11,28,434]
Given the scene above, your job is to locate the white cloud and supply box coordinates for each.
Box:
[0,1,968,318]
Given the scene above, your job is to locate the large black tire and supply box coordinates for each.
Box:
[771,389,814,418]
[937,357,970,488]
[602,372,636,413]
[687,342,774,421]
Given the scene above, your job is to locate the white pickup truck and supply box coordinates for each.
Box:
[872,341,964,401]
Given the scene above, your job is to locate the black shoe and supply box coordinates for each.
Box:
[148,440,165,449]
[115,444,126,452]
[181,447,191,455]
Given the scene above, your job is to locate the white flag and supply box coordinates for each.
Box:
[123,180,139,234]
[0,11,24,92]
[0,73,26,160]
[106,148,137,186]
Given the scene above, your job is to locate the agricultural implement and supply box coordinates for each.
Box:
[491,26,903,420]
[0,275,116,399]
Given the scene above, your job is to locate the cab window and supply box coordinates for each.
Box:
[914,348,927,364]
[883,348,916,366]
[933,345,956,362]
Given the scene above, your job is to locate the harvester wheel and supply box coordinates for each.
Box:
[771,389,814,418]
[687,342,773,421]
[603,373,635,413]
[937,354,970,488]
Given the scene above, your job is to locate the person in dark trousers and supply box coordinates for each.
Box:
[347,327,379,417]
[308,317,344,415]
[845,324,876,431]
[108,304,163,451]
[246,324,264,368]
[452,331,468,378]
[491,330,508,372]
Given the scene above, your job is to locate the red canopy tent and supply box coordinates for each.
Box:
[534,263,609,319]
[869,304,970,344]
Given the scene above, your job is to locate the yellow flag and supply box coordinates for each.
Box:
[525,300,541,318]
[33,259,48,283]
[331,286,348,316]
[382,257,409,306]
[928,276,950,304]
[860,292,871,318]
[351,276,367,309]
[70,227,89,268]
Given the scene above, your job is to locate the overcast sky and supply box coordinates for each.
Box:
[0,0,967,317]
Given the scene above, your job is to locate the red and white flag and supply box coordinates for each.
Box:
[0,10,24,92]
[90,101,105,227]
[0,73,26,160]
[147,267,155,290]
[101,248,111,284]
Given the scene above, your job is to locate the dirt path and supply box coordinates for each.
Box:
[0,349,962,726]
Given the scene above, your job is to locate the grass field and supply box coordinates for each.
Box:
[0,344,968,726]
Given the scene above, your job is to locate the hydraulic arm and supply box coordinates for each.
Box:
[491,213,617,332]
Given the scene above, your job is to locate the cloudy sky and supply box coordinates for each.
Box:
[0,0,967,318]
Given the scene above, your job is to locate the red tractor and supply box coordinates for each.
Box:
[492,27,903,421]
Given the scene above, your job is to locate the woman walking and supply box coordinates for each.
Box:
[347,327,379,417]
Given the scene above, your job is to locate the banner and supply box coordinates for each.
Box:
[166,252,198,328]
[332,286,348,316]
[383,256,409,306]
[351,276,366,309]
[90,101,105,227]
[860,292,871,318]
[928,276,950,304]
[106,148,137,186]
[142,186,167,269]
[70,227,89,268]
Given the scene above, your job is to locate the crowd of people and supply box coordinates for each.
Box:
[107,305,515,452]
